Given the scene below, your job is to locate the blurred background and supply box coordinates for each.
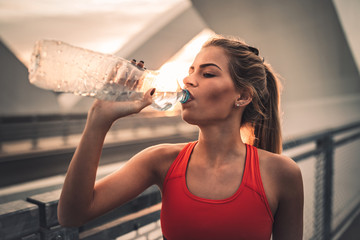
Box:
[0,0,359,239]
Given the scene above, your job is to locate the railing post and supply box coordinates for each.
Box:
[313,133,334,240]
[27,190,79,240]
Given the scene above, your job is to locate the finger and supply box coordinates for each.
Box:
[133,88,155,112]
[131,80,140,90]
[114,64,129,84]
[143,88,156,106]
[126,65,145,89]
[125,69,139,87]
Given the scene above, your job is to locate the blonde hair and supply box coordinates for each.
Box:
[203,36,283,154]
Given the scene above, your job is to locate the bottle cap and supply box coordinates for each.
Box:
[180,89,190,103]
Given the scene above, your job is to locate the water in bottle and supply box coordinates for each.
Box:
[28,40,190,111]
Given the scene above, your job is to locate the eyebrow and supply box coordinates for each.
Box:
[190,63,222,71]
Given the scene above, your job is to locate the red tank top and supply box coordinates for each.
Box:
[161,141,273,240]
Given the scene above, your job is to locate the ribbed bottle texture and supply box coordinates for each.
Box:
[28,40,189,111]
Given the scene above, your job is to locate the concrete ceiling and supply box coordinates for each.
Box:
[0,0,197,68]
[1,0,359,135]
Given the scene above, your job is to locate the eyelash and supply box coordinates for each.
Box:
[203,73,215,78]
[188,69,216,78]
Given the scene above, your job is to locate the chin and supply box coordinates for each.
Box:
[181,110,215,126]
[181,112,194,125]
[181,106,232,127]
[181,109,199,125]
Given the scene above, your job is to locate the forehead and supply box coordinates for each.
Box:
[193,46,229,68]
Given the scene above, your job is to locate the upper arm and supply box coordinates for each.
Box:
[272,156,304,240]
[86,144,179,221]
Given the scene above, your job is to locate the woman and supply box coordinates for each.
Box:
[58,36,304,239]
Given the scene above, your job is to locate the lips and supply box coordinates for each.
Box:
[187,90,194,101]
[182,89,194,103]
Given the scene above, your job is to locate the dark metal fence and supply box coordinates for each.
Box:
[0,111,183,152]
[282,121,360,240]
[0,115,359,239]
[0,114,86,150]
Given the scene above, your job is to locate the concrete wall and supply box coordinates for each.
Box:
[191,0,360,136]
[0,40,60,116]
[121,6,206,70]
[333,0,360,73]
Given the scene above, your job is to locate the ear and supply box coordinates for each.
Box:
[235,91,252,107]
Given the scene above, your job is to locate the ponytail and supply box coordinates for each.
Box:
[253,64,282,154]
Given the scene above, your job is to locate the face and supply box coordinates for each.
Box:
[181,46,240,125]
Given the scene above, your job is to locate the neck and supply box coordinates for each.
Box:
[194,120,246,167]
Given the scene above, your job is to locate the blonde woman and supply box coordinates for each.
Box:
[58,36,304,240]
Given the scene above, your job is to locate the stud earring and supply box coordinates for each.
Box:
[236,103,240,107]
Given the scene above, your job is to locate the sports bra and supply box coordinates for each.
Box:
[160,141,273,240]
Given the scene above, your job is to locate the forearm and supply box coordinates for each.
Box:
[58,92,153,226]
[58,118,110,226]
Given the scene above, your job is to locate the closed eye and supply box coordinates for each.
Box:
[203,73,216,78]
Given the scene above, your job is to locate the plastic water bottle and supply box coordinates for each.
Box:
[28,40,190,111]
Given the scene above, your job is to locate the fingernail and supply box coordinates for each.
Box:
[137,61,144,68]
[150,88,156,96]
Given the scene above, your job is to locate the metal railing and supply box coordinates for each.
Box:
[282,121,360,239]
[0,111,183,152]
[0,118,359,239]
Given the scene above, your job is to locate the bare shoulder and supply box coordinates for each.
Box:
[136,142,188,187]
[257,148,303,197]
[257,149,304,238]
[139,142,187,163]
[258,148,301,177]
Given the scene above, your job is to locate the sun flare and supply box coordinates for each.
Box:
[156,29,215,92]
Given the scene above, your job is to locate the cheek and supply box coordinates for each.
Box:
[181,86,235,124]
[204,84,236,106]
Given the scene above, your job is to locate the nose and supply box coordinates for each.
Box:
[183,75,198,87]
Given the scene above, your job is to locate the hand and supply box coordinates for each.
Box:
[88,60,155,130]
[114,60,146,91]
